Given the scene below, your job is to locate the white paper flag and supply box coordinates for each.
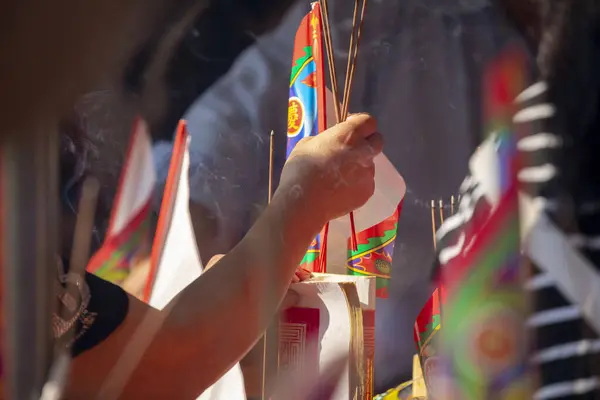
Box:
[146,121,246,400]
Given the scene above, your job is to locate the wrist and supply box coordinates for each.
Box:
[270,184,326,238]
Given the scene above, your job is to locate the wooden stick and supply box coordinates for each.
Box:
[261,130,278,400]
[430,200,437,251]
[341,0,368,121]
[319,0,341,122]
[268,130,275,204]
[450,195,455,216]
[341,0,364,252]
[69,177,100,276]
[349,213,358,251]
[342,0,360,117]
[319,0,360,251]
[438,199,445,225]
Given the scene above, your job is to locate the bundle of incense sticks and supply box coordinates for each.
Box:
[319,0,369,252]
[430,195,461,250]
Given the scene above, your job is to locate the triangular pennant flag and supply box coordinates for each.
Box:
[143,120,246,400]
[142,120,201,306]
[87,117,154,285]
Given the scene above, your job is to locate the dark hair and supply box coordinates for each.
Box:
[501,0,600,214]
[535,1,600,227]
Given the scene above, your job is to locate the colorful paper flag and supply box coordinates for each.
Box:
[286,2,327,156]
[287,2,327,273]
[346,202,402,298]
[87,117,154,285]
[142,120,202,306]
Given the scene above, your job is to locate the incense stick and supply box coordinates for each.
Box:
[319,0,341,122]
[262,130,276,400]
[342,0,364,252]
[340,0,367,251]
[341,0,368,121]
[342,0,360,118]
[430,200,437,251]
[268,130,274,204]
[438,199,445,225]
[450,195,455,216]
[320,0,368,252]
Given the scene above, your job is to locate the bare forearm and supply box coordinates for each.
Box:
[71,115,379,398]
[133,192,322,395]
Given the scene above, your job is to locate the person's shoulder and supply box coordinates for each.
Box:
[55,262,130,357]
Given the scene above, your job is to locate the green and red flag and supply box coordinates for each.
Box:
[86,117,154,285]
[346,202,402,298]
[413,286,443,398]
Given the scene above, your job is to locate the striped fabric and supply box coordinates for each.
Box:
[434,77,600,399]
[515,81,600,400]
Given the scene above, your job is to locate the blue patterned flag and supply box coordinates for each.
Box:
[286,2,327,272]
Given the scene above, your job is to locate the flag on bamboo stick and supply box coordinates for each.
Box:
[346,201,402,298]
[143,120,246,400]
[86,117,154,285]
[142,120,201,306]
[287,2,327,272]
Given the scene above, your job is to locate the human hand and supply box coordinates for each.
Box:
[276,113,382,225]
